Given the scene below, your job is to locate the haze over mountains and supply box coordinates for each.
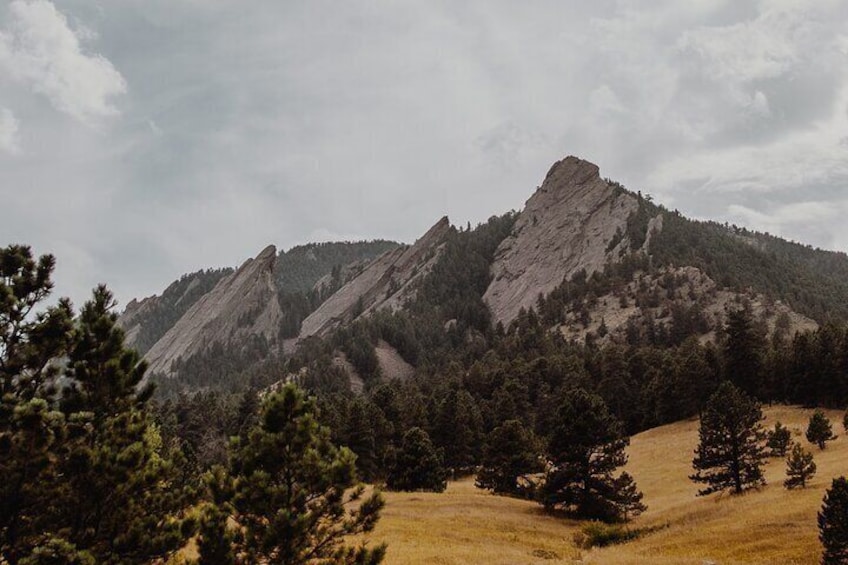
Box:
[118,155,847,392]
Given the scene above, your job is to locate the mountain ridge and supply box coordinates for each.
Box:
[118,155,848,391]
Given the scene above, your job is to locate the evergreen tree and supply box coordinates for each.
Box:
[807,410,836,450]
[612,471,646,522]
[386,427,447,492]
[475,419,541,496]
[723,307,765,398]
[691,381,767,495]
[200,384,385,565]
[819,477,848,564]
[540,388,643,522]
[0,246,192,564]
[767,421,793,457]
[430,388,483,473]
[783,443,816,489]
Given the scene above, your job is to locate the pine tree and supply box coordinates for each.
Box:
[540,388,644,522]
[783,443,816,489]
[612,472,646,522]
[475,419,541,496]
[723,307,765,398]
[386,427,447,492]
[691,381,767,495]
[819,477,848,564]
[767,421,793,457]
[200,383,386,565]
[807,410,836,450]
[0,246,193,564]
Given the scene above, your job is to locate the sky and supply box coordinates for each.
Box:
[1,0,847,309]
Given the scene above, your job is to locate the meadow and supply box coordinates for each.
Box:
[371,406,846,565]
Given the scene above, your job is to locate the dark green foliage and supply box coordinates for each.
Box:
[18,537,95,565]
[723,307,765,398]
[386,427,447,493]
[784,443,816,489]
[430,388,483,472]
[541,388,644,522]
[819,477,848,564]
[200,383,386,565]
[691,381,766,495]
[0,245,193,564]
[807,410,836,450]
[475,419,542,496]
[844,410,848,433]
[767,421,793,457]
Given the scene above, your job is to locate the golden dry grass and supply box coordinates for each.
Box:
[370,406,848,565]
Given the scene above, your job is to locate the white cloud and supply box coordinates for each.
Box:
[0,0,127,123]
[0,108,20,154]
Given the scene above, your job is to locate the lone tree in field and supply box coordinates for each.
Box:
[806,410,836,450]
[767,421,793,457]
[690,381,767,496]
[784,443,816,489]
[386,427,447,493]
[819,477,848,564]
[476,419,541,496]
[541,388,645,522]
[200,384,386,565]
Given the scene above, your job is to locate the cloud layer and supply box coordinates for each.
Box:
[1,0,846,306]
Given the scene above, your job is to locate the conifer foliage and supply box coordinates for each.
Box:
[806,410,836,450]
[783,443,816,490]
[200,383,386,565]
[820,477,848,565]
[386,427,447,493]
[0,245,193,564]
[766,421,793,457]
[691,381,767,495]
[475,419,541,496]
[541,388,644,522]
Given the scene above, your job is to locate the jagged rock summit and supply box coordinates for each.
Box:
[298,216,451,339]
[142,244,282,378]
[483,156,639,325]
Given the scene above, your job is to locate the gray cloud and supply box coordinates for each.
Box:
[1,0,847,307]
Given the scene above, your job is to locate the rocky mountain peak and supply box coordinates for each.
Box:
[483,156,639,325]
[142,244,282,378]
[298,216,452,339]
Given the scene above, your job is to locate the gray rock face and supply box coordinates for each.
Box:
[298,217,451,339]
[143,245,282,377]
[483,156,638,325]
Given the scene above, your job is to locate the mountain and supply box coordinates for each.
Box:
[298,217,451,339]
[119,155,848,393]
[483,156,641,325]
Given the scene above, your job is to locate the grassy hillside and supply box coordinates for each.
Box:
[370,406,845,565]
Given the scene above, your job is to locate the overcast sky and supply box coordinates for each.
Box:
[1,0,847,308]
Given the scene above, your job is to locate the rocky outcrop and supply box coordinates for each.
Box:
[483,156,639,325]
[143,245,283,378]
[557,265,818,345]
[298,217,451,339]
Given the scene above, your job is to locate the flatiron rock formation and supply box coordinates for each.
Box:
[484,156,639,325]
[143,245,282,378]
[298,217,451,339]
